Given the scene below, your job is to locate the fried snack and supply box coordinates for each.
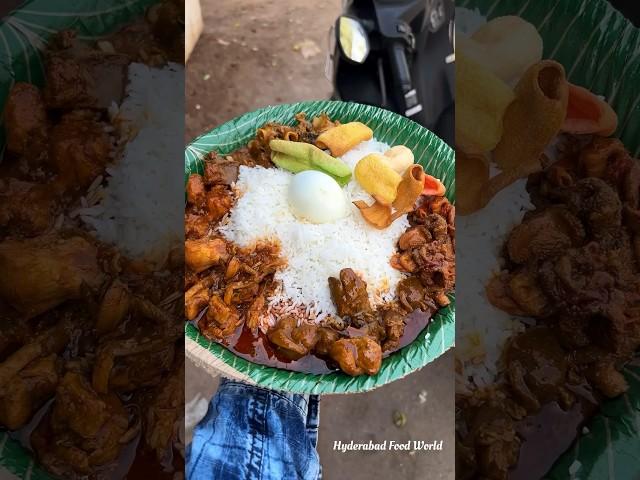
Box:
[562,83,618,136]
[316,122,373,157]
[456,50,515,154]
[353,201,391,229]
[354,153,402,205]
[422,174,446,196]
[354,165,425,228]
[494,60,568,171]
[463,16,543,84]
[383,145,414,174]
[457,152,490,215]
[391,165,426,220]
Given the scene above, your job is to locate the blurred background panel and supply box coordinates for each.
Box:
[184,1,454,479]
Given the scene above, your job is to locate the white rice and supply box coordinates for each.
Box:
[456,175,533,390]
[219,139,409,324]
[81,62,184,265]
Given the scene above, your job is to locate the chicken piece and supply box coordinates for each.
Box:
[486,272,528,316]
[0,179,59,234]
[506,270,548,317]
[185,212,210,238]
[328,268,372,318]
[0,235,104,319]
[267,315,319,360]
[108,342,176,392]
[390,251,417,273]
[398,226,430,251]
[186,174,206,206]
[506,207,585,264]
[329,336,382,376]
[504,328,573,413]
[0,354,61,430]
[43,52,129,110]
[201,294,241,339]
[185,278,212,321]
[205,185,234,222]
[396,277,436,314]
[588,359,628,398]
[92,327,181,394]
[381,308,406,352]
[31,372,129,477]
[203,157,240,186]
[145,360,184,465]
[95,280,130,335]
[4,83,48,161]
[223,281,261,305]
[49,111,112,189]
[0,321,71,388]
[314,327,341,357]
[246,294,265,331]
[185,237,228,273]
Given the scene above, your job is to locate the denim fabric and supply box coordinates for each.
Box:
[187,378,322,480]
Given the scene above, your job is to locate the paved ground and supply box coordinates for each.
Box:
[185,1,454,478]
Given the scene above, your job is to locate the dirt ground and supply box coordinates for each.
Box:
[185,1,454,479]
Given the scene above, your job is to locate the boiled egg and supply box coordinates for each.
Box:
[288,170,348,224]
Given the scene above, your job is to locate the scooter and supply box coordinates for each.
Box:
[326,0,455,146]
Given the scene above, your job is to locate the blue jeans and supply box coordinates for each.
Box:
[187,378,322,480]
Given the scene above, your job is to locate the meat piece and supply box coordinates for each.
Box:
[0,354,61,430]
[538,244,616,318]
[550,178,622,233]
[223,281,260,304]
[246,294,265,331]
[504,328,573,413]
[267,315,319,359]
[329,336,382,376]
[201,295,241,339]
[49,111,112,189]
[95,280,130,335]
[505,270,548,317]
[185,279,212,321]
[144,360,184,464]
[203,158,240,186]
[0,179,58,234]
[4,83,48,160]
[588,359,628,398]
[185,237,228,273]
[0,235,104,318]
[186,174,206,206]
[506,207,585,263]
[31,372,130,477]
[390,251,417,273]
[205,185,234,222]
[107,342,176,392]
[185,212,210,238]
[486,272,530,316]
[463,400,521,480]
[381,308,406,352]
[396,277,436,314]
[328,268,372,318]
[43,53,128,109]
[397,226,430,250]
[314,327,341,357]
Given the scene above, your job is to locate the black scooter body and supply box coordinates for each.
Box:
[330,0,454,146]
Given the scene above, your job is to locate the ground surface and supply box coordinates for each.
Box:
[185,1,454,479]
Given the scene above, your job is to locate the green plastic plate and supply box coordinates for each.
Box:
[185,100,456,395]
[462,0,640,478]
